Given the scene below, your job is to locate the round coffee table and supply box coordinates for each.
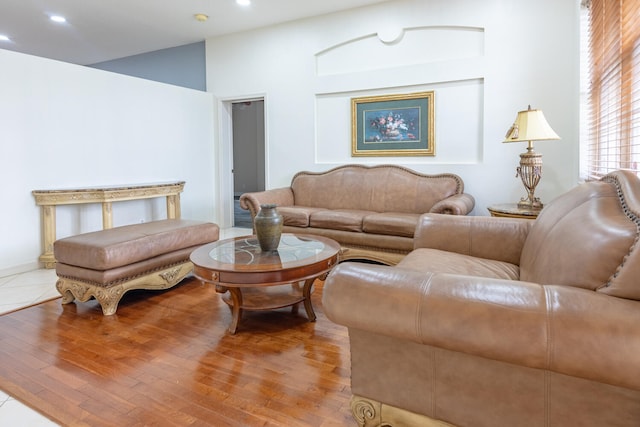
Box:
[190,233,341,334]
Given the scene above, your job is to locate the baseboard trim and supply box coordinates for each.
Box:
[0,262,42,279]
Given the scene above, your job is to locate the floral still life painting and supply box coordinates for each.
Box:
[351,91,435,157]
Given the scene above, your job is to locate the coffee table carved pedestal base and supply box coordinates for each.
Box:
[191,234,340,334]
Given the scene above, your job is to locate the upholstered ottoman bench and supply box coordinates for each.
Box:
[53,219,219,315]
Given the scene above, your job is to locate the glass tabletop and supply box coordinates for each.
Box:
[191,234,340,272]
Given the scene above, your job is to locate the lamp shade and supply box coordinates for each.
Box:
[503,106,560,143]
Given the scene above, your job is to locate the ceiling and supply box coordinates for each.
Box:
[0,0,390,65]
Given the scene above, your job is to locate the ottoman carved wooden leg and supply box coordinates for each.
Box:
[56,261,194,315]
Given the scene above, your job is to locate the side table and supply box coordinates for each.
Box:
[487,203,540,219]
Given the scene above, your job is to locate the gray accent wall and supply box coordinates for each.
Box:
[89,42,206,91]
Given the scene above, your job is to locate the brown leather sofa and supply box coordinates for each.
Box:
[239,164,475,265]
[323,170,640,427]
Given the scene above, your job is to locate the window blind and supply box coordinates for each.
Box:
[585,0,640,179]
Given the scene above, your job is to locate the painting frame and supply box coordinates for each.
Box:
[351,91,435,157]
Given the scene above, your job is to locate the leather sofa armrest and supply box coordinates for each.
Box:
[323,262,547,368]
[323,262,640,391]
[429,193,475,215]
[239,187,295,218]
[413,213,533,265]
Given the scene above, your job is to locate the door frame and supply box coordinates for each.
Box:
[217,94,267,228]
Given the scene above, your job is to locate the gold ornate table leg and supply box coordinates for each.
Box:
[166,194,181,219]
[102,202,113,229]
[39,205,57,268]
[302,278,317,322]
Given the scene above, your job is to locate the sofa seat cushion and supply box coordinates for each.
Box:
[54,219,219,270]
[278,206,327,227]
[363,212,420,238]
[309,209,373,232]
[399,248,520,280]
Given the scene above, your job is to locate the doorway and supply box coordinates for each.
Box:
[232,100,265,228]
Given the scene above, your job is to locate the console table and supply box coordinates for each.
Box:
[32,181,185,268]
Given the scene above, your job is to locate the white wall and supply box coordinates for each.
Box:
[206,0,580,220]
[0,49,216,275]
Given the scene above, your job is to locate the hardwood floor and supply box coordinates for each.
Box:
[0,277,355,426]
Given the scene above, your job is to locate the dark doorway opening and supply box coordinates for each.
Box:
[232,100,265,228]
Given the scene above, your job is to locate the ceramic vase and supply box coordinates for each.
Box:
[254,204,283,252]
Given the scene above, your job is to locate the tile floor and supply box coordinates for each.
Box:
[0,269,60,316]
[0,227,252,425]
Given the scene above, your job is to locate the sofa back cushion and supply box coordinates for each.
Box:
[290,164,463,214]
[520,171,640,300]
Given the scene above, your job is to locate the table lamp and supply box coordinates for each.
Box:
[503,105,560,210]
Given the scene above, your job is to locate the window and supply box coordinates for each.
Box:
[583,0,640,179]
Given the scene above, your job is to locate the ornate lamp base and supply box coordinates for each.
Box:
[516,148,543,210]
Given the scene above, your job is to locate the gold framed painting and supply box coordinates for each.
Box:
[351,91,435,157]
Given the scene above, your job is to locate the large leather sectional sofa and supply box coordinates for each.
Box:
[323,170,640,426]
[239,164,475,265]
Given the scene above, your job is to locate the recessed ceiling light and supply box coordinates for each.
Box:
[50,15,67,23]
[236,0,251,6]
[0,35,10,42]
